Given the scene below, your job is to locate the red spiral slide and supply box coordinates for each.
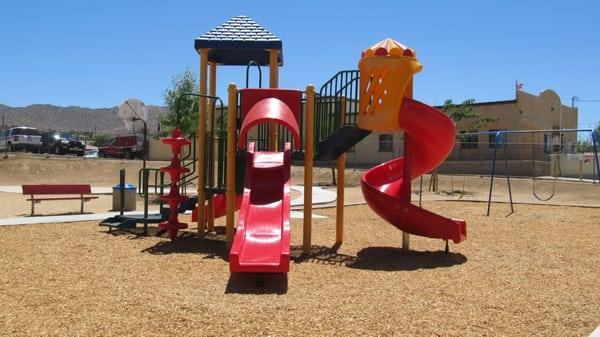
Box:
[361,98,467,244]
[230,97,300,273]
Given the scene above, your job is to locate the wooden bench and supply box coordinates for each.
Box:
[22,184,99,215]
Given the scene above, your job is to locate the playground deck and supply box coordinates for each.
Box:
[0,201,598,337]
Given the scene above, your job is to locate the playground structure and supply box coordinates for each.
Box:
[100,16,472,273]
[92,15,600,285]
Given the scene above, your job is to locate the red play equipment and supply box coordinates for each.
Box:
[101,17,468,276]
[361,98,467,244]
[159,128,191,239]
[357,39,467,249]
[191,194,242,223]
[230,89,301,273]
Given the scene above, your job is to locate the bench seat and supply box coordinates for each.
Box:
[22,184,99,215]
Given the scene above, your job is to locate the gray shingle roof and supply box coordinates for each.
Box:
[194,15,283,66]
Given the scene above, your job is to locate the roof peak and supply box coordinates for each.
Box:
[195,15,283,66]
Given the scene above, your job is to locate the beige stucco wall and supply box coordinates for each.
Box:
[148,139,193,161]
[347,89,578,166]
[346,131,402,166]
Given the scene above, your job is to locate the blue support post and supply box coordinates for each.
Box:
[486,131,501,216]
[592,130,600,183]
[502,133,514,214]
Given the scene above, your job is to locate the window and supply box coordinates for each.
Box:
[459,132,478,149]
[378,134,393,152]
[13,128,40,136]
[488,129,506,148]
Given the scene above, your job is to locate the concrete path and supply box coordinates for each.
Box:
[0,185,334,226]
[0,185,337,203]
[0,209,327,227]
[0,211,147,226]
[291,186,336,206]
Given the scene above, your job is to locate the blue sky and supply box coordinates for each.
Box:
[1,1,599,128]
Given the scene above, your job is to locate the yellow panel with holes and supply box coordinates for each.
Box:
[358,38,422,131]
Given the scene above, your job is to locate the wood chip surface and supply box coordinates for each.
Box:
[0,201,598,336]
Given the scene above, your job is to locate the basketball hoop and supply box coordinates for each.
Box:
[118,98,146,130]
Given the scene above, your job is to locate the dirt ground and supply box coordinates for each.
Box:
[0,153,359,187]
[0,202,598,336]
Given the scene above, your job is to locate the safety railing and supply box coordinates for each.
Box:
[315,70,360,150]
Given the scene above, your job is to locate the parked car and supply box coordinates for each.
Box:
[84,148,99,158]
[0,127,42,152]
[98,135,144,159]
[41,132,86,155]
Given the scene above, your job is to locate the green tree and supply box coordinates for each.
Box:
[441,99,498,132]
[159,69,199,136]
[92,133,112,146]
[578,121,600,152]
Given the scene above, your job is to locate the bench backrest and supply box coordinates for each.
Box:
[22,184,92,195]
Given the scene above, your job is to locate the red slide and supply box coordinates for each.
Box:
[230,96,300,273]
[361,98,467,244]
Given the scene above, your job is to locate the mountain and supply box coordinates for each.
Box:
[0,103,167,134]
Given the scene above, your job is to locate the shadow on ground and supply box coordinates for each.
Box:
[141,231,228,260]
[24,211,94,217]
[225,273,288,295]
[291,244,467,271]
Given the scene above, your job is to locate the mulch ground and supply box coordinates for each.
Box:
[0,201,598,336]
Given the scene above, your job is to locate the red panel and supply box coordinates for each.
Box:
[240,88,302,124]
[238,97,300,150]
[230,142,292,274]
[191,194,243,222]
[22,184,92,195]
[360,98,467,244]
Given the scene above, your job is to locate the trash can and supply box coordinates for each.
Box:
[112,183,137,211]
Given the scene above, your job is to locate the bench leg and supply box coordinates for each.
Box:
[30,195,34,215]
[80,195,84,213]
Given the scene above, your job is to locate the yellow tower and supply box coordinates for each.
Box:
[358,38,423,131]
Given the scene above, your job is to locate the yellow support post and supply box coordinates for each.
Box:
[197,49,208,238]
[207,62,217,232]
[226,84,238,248]
[336,96,347,243]
[268,49,279,151]
[303,85,315,254]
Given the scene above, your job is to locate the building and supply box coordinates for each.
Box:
[346,89,578,175]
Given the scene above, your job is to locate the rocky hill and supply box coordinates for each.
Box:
[0,103,167,134]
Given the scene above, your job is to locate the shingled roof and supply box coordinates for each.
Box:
[194,15,283,66]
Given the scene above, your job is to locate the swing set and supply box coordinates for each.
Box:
[458,128,600,215]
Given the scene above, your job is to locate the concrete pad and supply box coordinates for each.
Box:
[291,186,336,206]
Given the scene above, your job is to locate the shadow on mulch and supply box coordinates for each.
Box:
[25,211,94,217]
[290,243,466,271]
[141,231,228,260]
[103,226,165,239]
[225,273,288,295]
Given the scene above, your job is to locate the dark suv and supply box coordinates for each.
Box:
[41,132,86,155]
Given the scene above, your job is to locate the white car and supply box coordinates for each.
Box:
[84,149,99,158]
[0,127,42,152]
